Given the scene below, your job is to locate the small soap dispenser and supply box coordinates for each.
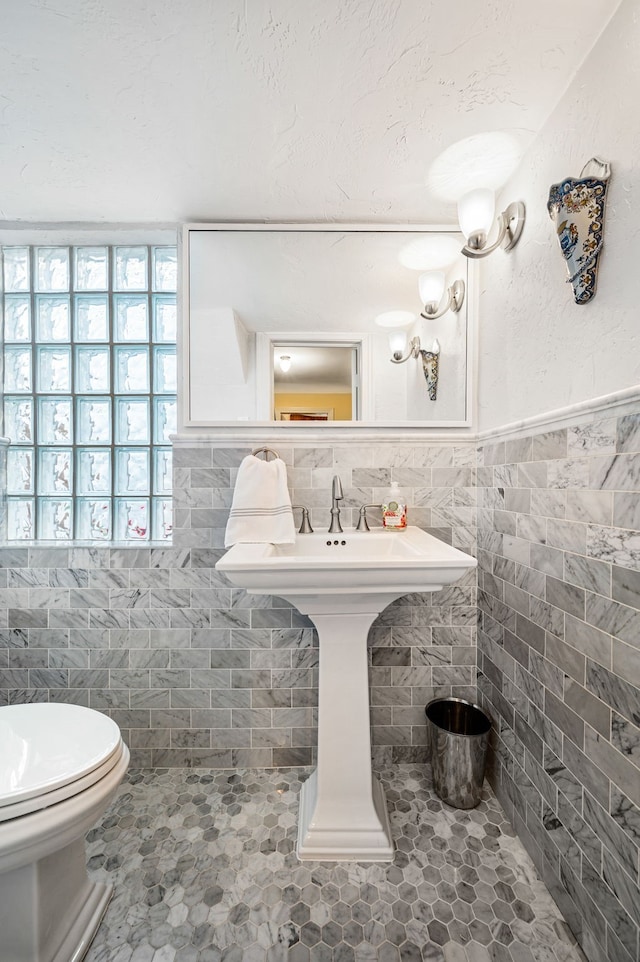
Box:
[382,482,407,530]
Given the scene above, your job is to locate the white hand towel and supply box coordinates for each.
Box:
[224,455,296,546]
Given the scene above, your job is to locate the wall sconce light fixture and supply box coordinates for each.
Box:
[388,335,440,367]
[387,333,441,401]
[375,312,441,400]
[390,333,420,365]
[278,355,292,373]
[458,187,525,259]
[418,270,465,319]
[374,312,416,362]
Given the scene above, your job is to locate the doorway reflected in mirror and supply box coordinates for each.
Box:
[273,344,357,421]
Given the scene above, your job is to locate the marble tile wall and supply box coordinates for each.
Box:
[476,412,640,962]
[0,440,478,769]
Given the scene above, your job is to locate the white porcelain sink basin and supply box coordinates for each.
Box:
[216,526,476,862]
[216,526,476,598]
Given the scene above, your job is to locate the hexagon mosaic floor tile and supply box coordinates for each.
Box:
[84,767,585,962]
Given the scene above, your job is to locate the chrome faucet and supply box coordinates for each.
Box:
[356,503,383,532]
[291,504,313,534]
[328,475,344,533]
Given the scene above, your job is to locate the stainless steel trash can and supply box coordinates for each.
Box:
[425,697,491,809]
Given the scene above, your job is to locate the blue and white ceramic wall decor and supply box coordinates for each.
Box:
[419,340,440,400]
[547,157,611,305]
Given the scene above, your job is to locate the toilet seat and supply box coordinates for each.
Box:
[0,742,125,822]
[0,703,124,821]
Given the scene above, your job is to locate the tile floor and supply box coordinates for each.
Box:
[84,766,586,962]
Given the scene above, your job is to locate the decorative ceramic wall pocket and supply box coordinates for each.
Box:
[547,158,610,304]
[420,340,440,401]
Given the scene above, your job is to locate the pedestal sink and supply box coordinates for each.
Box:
[216,527,476,861]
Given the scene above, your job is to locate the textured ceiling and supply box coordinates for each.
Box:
[1,0,618,224]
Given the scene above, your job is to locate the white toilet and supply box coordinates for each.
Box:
[0,703,130,962]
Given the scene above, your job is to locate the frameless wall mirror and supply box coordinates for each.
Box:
[183,224,473,428]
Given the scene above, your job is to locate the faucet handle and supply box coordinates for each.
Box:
[356,504,383,532]
[291,505,314,534]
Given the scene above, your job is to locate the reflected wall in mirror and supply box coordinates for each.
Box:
[184,225,473,427]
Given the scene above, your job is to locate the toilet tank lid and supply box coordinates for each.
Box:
[0,703,123,806]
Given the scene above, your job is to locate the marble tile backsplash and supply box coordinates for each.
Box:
[476,412,640,962]
[0,440,478,770]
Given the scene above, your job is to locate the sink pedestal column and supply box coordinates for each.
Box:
[296,605,395,862]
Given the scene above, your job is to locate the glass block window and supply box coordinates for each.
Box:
[2,245,177,541]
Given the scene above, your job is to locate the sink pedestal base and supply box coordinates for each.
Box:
[293,605,399,862]
[297,769,393,861]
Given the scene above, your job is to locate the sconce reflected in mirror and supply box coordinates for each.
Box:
[374,311,441,400]
[385,333,440,367]
[390,333,420,365]
[374,311,416,363]
[458,188,525,259]
[419,271,465,320]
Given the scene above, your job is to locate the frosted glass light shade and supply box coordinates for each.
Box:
[278,355,291,372]
[388,330,408,357]
[458,188,495,240]
[418,271,445,308]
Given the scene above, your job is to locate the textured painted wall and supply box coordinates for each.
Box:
[477,0,639,432]
[0,1,618,222]
[477,411,640,962]
[0,439,477,769]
